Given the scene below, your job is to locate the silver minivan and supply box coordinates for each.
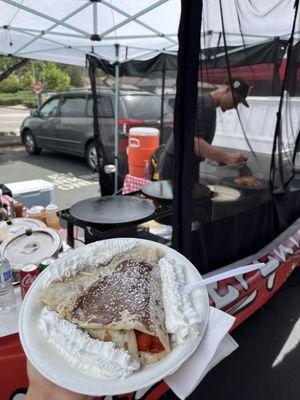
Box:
[20,90,173,176]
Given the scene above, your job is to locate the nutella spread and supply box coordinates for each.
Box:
[71,259,160,330]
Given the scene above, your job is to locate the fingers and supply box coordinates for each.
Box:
[224,152,248,166]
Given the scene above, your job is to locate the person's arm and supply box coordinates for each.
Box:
[194,137,247,165]
[25,361,92,400]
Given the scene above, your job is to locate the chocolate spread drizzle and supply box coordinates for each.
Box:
[70,259,162,329]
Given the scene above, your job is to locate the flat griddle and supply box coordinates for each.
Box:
[221,177,269,191]
[142,180,212,203]
[69,196,155,225]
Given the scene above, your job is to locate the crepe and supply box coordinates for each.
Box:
[39,245,170,365]
[235,176,263,187]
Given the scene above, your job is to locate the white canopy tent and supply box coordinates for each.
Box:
[0,0,298,66]
[0,0,298,190]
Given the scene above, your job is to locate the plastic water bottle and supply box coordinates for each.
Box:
[0,256,16,312]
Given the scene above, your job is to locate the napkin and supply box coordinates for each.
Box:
[164,307,238,399]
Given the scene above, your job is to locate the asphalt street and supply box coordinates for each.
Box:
[0,107,30,133]
[0,147,300,399]
[0,147,100,210]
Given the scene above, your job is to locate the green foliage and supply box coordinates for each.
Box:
[0,74,20,93]
[23,99,37,108]
[0,56,86,92]
[0,90,36,107]
[44,63,70,92]
[20,71,34,89]
[58,64,85,87]
[0,56,23,72]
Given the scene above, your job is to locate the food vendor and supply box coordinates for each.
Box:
[157,77,252,181]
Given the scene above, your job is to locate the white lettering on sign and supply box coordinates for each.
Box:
[207,282,240,309]
[260,255,280,277]
[234,274,249,290]
[289,237,299,247]
[234,290,258,313]
[208,230,300,311]
[273,244,294,262]
[267,272,276,290]
[47,173,98,191]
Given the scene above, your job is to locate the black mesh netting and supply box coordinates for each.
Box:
[87,0,300,272]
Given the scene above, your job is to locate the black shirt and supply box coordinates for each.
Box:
[158,92,216,180]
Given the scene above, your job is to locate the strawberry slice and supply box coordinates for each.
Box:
[135,331,153,352]
[135,331,165,353]
[150,336,165,353]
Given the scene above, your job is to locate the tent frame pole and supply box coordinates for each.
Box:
[160,55,166,143]
[11,1,91,56]
[2,0,91,38]
[93,1,98,36]
[100,0,176,44]
[114,44,120,192]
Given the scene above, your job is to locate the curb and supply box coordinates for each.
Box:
[0,137,22,148]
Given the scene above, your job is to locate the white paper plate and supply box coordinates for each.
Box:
[19,238,209,396]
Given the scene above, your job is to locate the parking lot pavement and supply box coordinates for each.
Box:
[0,107,30,134]
[0,148,100,210]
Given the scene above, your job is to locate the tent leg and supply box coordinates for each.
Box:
[160,56,166,144]
[114,44,120,192]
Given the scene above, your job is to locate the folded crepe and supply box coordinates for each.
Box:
[39,245,170,365]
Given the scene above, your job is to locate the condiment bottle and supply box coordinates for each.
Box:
[28,206,43,221]
[0,189,8,222]
[36,206,47,224]
[45,203,60,230]
[13,201,24,218]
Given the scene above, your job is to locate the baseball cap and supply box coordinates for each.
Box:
[226,77,252,108]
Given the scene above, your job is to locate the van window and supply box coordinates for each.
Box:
[39,97,59,118]
[60,97,86,117]
[87,96,114,118]
[123,95,163,119]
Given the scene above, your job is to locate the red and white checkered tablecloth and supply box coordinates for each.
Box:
[2,195,15,206]
[122,174,151,194]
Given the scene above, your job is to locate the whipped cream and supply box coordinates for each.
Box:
[45,239,136,285]
[159,258,202,344]
[39,308,140,379]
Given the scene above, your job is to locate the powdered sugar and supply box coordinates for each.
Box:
[71,259,164,331]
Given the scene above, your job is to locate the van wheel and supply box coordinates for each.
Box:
[24,131,41,155]
[86,141,101,171]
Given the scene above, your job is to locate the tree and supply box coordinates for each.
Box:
[44,63,70,92]
[20,71,34,88]
[0,74,20,92]
[0,57,29,82]
[58,64,85,88]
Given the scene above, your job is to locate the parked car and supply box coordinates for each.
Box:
[20,89,174,176]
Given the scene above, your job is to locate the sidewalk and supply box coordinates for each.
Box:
[0,106,30,147]
[0,132,22,148]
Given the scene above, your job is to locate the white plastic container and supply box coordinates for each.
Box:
[5,180,55,208]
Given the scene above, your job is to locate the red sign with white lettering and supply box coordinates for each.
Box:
[32,82,42,93]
